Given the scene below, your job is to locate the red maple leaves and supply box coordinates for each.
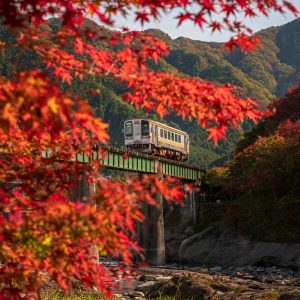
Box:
[124,74,261,144]
[0,71,109,151]
[1,0,298,51]
[12,25,261,144]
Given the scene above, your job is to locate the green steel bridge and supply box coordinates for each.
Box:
[43,146,205,181]
[42,146,204,265]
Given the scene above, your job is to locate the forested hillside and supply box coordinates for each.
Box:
[0,18,299,166]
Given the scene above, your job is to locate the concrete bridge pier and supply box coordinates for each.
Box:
[137,180,202,266]
[138,190,165,266]
[72,173,166,266]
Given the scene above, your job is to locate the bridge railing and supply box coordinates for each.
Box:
[42,146,205,181]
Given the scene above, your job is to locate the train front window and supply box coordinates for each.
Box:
[141,120,150,136]
[125,121,133,137]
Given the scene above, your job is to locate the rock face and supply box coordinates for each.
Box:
[179,226,300,268]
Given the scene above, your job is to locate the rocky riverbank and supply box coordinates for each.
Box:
[113,264,300,299]
[110,224,300,299]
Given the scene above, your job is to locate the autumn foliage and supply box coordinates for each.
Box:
[0,0,298,298]
[209,84,300,200]
[230,119,300,197]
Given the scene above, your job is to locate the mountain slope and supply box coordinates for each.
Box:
[145,19,300,165]
[226,23,300,97]
[0,19,299,166]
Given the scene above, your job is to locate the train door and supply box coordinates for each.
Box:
[151,123,158,146]
[184,135,188,154]
[184,135,189,155]
[133,120,141,143]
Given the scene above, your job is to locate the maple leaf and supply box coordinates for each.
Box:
[194,13,206,28]
[203,0,214,11]
[222,4,236,17]
[245,8,257,17]
[207,127,226,145]
[176,13,192,26]
[283,1,299,15]
[209,21,221,32]
[135,11,150,26]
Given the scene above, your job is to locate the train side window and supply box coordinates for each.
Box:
[168,131,171,140]
[160,128,163,137]
[178,135,181,143]
[171,132,174,141]
[164,130,167,139]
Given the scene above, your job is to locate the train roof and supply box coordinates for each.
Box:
[125,119,188,136]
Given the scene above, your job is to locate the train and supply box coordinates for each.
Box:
[124,119,189,161]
